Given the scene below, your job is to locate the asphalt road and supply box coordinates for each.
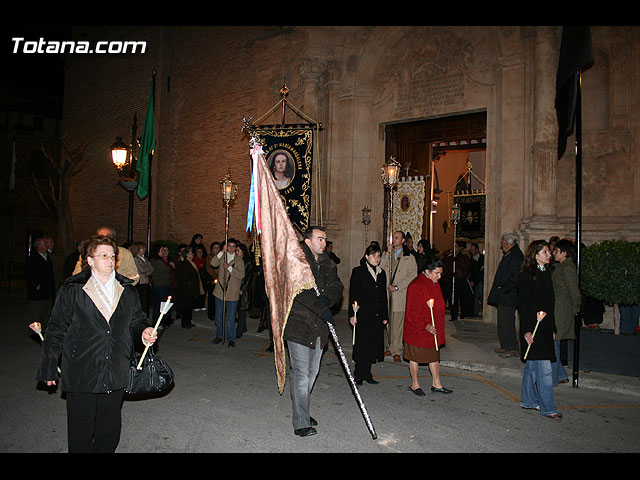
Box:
[2,288,639,453]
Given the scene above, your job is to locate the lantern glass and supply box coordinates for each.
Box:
[110,137,128,169]
[451,204,461,223]
[381,156,401,186]
[220,174,237,202]
[361,206,371,225]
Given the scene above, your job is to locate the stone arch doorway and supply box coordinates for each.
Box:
[383,111,487,255]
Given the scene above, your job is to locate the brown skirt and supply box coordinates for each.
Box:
[403,343,440,364]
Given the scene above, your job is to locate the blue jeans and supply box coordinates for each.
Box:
[520,359,559,416]
[288,337,323,430]
[551,339,568,386]
[215,296,238,342]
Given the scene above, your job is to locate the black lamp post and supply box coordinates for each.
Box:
[110,114,138,244]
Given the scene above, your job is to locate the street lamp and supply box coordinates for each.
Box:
[381,155,401,249]
[110,114,139,244]
[361,205,371,246]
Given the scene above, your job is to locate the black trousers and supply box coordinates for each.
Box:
[66,389,124,453]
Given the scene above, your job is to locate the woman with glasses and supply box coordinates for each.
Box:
[36,234,156,452]
[517,239,562,419]
[403,253,452,396]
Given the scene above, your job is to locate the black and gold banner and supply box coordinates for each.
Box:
[254,126,313,232]
[453,193,485,241]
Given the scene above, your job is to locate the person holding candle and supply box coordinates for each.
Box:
[36,234,157,452]
[517,239,562,419]
[348,243,389,385]
[403,254,452,395]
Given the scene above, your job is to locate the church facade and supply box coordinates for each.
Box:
[62,26,640,318]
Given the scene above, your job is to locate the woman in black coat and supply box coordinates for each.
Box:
[36,235,157,452]
[348,243,389,385]
[176,246,203,329]
[517,239,562,419]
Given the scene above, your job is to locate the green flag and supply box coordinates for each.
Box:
[136,77,155,199]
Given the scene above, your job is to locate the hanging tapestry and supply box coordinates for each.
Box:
[393,177,426,241]
[452,193,485,241]
[253,126,314,232]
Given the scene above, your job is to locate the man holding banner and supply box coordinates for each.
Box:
[283,226,343,437]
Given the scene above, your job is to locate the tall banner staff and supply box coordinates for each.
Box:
[245,126,377,439]
[136,71,156,253]
[554,26,593,388]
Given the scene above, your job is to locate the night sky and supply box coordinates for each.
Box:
[1,26,70,113]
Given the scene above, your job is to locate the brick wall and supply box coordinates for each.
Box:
[63,26,277,251]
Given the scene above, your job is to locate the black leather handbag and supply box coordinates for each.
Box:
[125,347,174,396]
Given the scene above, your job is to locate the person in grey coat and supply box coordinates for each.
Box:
[487,232,524,357]
[551,239,581,385]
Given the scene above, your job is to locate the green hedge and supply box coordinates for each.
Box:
[581,240,640,306]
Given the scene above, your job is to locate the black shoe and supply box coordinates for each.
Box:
[365,378,379,384]
[228,341,235,348]
[356,379,363,386]
[181,323,194,329]
[431,386,453,394]
[310,417,317,426]
[212,337,222,344]
[409,387,425,396]
[294,427,317,437]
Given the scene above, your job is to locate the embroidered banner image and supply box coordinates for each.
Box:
[254,127,313,232]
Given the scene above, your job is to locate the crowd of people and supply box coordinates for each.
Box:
[29,223,586,450]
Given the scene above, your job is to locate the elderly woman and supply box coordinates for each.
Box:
[403,254,452,395]
[348,243,389,385]
[36,235,157,452]
[517,239,562,419]
[551,239,581,385]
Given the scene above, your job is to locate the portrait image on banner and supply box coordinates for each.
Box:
[254,127,314,232]
[393,178,426,242]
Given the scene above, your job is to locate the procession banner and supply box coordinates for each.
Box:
[452,193,486,241]
[394,177,426,241]
[253,126,314,232]
[250,142,317,394]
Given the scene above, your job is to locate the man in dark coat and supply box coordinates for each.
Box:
[469,243,485,316]
[284,226,343,438]
[487,232,524,357]
[443,241,471,321]
[25,238,55,330]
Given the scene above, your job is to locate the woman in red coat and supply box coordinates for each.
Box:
[403,254,453,395]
